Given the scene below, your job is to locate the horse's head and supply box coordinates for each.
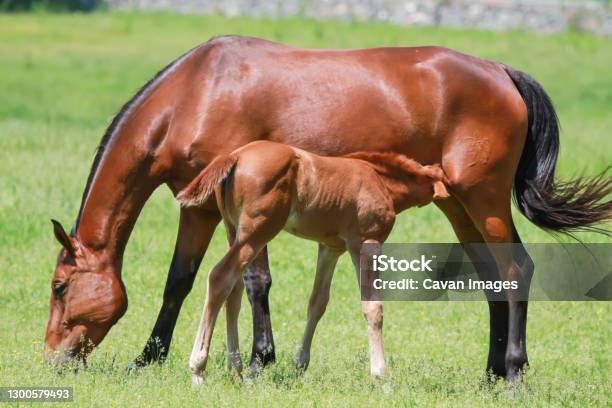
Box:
[44,220,127,365]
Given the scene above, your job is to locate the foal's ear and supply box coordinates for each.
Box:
[51,219,76,257]
[432,181,450,200]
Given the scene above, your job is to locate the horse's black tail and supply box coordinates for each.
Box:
[504,66,612,235]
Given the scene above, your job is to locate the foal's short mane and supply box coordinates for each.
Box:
[344,152,446,182]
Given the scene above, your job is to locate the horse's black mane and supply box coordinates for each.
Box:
[74,46,201,229]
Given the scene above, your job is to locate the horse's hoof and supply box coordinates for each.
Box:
[246,350,276,378]
[294,364,307,376]
[126,359,147,373]
[479,372,500,389]
[505,371,523,385]
[247,363,261,379]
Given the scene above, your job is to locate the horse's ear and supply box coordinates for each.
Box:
[51,219,76,257]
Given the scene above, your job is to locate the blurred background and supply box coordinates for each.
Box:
[2,0,612,35]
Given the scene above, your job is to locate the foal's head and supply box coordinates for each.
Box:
[44,220,127,365]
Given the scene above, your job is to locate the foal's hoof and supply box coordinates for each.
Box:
[370,366,387,379]
[191,373,205,387]
[294,351,309,374]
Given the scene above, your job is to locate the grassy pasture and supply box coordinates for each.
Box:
[0,12,610,407]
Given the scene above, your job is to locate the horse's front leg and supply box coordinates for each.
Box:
[132,207,220,367]
[242,247,276,373]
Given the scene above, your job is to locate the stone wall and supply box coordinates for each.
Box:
[106,0,612,36]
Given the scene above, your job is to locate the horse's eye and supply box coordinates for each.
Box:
[53,282,67,298]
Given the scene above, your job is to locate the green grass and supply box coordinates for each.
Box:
[0,12,610,407]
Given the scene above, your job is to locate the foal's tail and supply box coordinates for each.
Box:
[505,66,612,235]
[177,155,237,207]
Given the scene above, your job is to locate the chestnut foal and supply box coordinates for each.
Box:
[177,140,450,384]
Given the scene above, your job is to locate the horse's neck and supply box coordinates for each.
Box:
[75,113,169,265]
[72,44,204,267]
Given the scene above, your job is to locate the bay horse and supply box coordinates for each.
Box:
[45,36,611,381]
[176,140,451,383]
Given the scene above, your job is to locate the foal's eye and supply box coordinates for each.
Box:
[53,282,67,298]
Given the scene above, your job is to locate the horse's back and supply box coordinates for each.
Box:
[192,36,522,156]
[165,36,526,194]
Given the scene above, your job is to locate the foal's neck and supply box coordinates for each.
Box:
[374,172,427,212]
[345,152,436,212]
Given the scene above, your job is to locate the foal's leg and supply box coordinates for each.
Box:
[225,276,244,374]
[223,224,243,374]
[134,207,220,367]
[190,242,260,385]
[190,209,287,384]
[296,244,343,371]
[350,242,386,378]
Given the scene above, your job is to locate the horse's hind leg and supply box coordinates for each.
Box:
[449,185,533,381]
[296,244,344,371]
[435,197,510,378]
[504,226,532,381]
[441,103,534,379]
[243,247,275,373]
